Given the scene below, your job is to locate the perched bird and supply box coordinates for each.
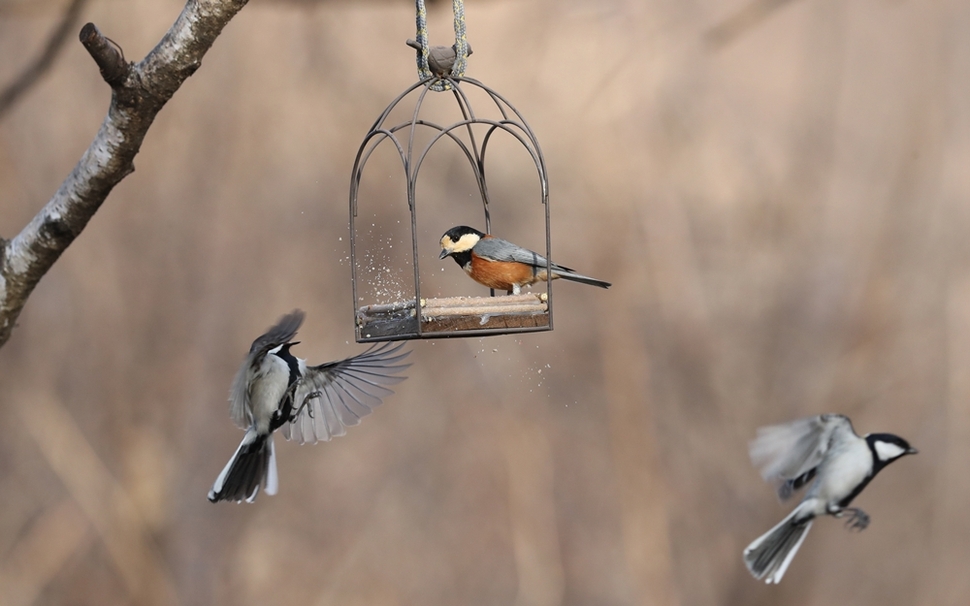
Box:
[208,310,410,503]
[438,225,611,295]
[743,413,917,583]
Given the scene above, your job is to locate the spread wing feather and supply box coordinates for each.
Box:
[749,414,855,500]
[248,310,304,357]
[284,342,411,444]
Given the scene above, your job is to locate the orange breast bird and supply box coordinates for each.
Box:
[439,225,611,294]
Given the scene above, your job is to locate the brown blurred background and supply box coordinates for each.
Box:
[0,0,967,604]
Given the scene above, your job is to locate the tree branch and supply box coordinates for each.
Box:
[0,0,250,348]
[78,22,129,87]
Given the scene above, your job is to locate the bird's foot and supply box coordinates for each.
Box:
[838,508,870,531]
[283,378,304,402]
[291,390,322,421]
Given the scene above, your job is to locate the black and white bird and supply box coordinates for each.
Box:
[208,310,410,503]
[743,413,917,583]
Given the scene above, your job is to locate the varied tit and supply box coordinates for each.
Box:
[208,310,410,503]
[743,413,917,583]
[438,225,611,295]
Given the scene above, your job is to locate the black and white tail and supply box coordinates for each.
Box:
[208,429,278,503]
[743,507,814,584]
[553,269,612,289]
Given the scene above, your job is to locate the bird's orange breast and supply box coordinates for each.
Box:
[468,253,536,291]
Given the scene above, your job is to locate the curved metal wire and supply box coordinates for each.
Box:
[349,75,552,341]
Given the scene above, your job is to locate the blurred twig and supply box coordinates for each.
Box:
[0,0,89,120]
[0,499,91,606]
[0,0,251,350]
[597,245,680,606]
[20,392,178,605]
[500,417,564,606]
[704,0,800,50]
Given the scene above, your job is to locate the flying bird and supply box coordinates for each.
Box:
[208,310,410,503]
[438,225,611,295]
[743,413,917,583]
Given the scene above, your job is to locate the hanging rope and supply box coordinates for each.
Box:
[414,0,469,92]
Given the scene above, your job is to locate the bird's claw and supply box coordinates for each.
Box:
[283,378,304,401]
[291,390,322,421]
[839,508,870,531]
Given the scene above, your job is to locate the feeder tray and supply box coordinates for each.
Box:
[349,61,553,342]
[356,293,549,340]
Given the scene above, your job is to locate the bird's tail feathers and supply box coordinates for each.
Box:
[743,505,814,584]
[208,429,278,503]
[552,269,611,289]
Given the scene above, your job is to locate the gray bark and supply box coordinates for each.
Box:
[0,0,250,348]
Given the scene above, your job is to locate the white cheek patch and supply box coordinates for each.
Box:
[442,232,481,255]
[874,441,906,461]
[454,233,481,251]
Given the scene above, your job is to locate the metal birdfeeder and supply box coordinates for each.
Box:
[349,0,553,342]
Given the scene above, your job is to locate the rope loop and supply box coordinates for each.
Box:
[414,0,469,92]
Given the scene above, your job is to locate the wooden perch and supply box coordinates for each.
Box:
[357,294,550,340]
[0,0,250,349]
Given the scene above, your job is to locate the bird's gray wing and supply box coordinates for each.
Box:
[473,237,571,271]
[283,342,411,444]
[228,310,305,428]
[247,310,305,358]
[749,414,855,499]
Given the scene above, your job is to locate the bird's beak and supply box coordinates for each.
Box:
[907,447,919,455]
[439,249,450,260]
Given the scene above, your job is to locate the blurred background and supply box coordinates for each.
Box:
[0,0,967,604]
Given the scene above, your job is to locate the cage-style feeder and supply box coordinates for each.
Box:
[349,24,553,342]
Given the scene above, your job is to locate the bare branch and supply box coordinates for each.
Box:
[79,22,129,86]
[0,0,90,120]
[0,0,251,348]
